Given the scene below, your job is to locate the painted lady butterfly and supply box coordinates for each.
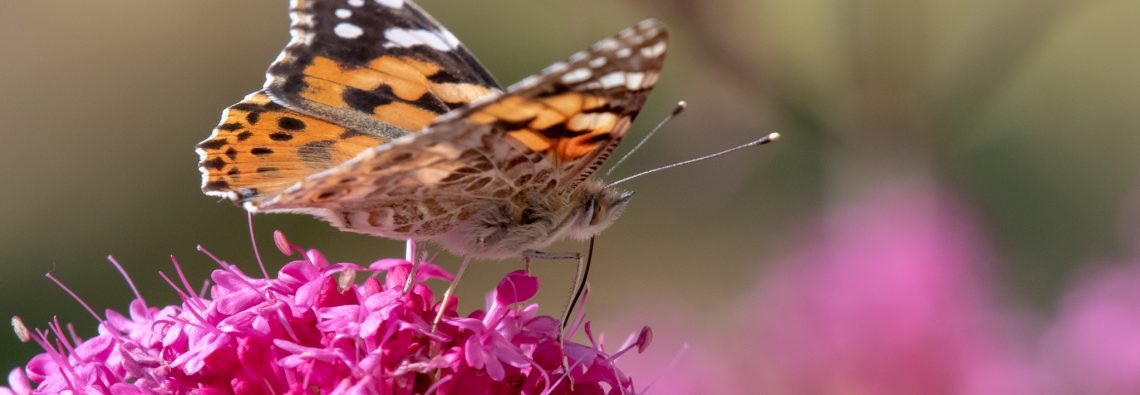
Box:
[197,0,668,259]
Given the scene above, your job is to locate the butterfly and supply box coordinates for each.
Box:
[196,0,668,260]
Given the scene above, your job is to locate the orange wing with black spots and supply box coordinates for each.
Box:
[197,91,385,204]
[200,0,501,206]
[450,19,669,189]
[265,0,501,135]
[253,20,669,237]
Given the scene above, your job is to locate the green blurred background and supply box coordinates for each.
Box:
[1,0,1137,369]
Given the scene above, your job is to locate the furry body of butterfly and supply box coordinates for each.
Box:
[387,180,631,259]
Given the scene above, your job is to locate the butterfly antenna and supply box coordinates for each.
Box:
[607,132,781,188]
[604,101,688,177]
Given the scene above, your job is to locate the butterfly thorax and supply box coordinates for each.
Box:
[434,179,632,259]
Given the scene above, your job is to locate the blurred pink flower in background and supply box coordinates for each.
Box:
[747,186,1036,395]
[1034,178,1140,395]
[621,184,1039,394]
[1042,261,1140,395]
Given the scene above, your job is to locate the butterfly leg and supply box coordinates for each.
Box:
[402,240,419,294]
[432,256,472,332]
[523,236,595,333]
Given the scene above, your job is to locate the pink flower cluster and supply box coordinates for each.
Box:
[2,232,648,394]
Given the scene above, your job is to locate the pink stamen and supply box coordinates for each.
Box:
[45,273,104,326]
[609,326,652,361]
[66,323,81,346]
[11,316,30,343]
[107,255,146,307]
[48,318,75,357]
[157,271,214,331]
[248,211,270,278]
[197,245,231,269]
[545,355,592,395]
[199,245,263,294]
[584,322,598,349]
[198,278,211,298]
[274,230,294,256]
[563,287,590,341]
[169,255,201,301]
[639,343,689,395]
[38,325,80,393]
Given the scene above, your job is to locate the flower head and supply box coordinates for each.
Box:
[3,231,647,394]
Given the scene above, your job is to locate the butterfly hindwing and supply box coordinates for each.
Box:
[266,0,501,135]
[252,20,669,239]
[197,91,386,204]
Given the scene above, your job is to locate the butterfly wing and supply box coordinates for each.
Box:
[199,0,501,205]
[266,0,500,134]
[252,20,669,240]
[462,19,669,189]
[197,91,388,203]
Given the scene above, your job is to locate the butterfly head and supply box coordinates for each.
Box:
[567,180,635,240]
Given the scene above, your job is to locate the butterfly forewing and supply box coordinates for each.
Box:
[266,0,501,135]
[200,0,503,206]
[459,19,669,189]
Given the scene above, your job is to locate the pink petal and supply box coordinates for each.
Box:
[484,355,506,382]
[494,270,538,305]
[24,354,56,382]
[305,249,329,269]
[214,289,262,315]
[464,337,486,369]
[5,368,29,395]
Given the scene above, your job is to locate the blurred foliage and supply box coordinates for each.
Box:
[1,0,1137,371]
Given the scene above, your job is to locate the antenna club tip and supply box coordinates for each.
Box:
[766,132,781,142]
[671,100,687,115]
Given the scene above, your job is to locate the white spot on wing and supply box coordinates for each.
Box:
[383,28,455,50]
[348,0,364,7]
[561,68,592,84]
[543,62,568,74]
[568,51,588,63]
[335,23,364,39]
[582,81,603,90]
[335,8,352,18]
[641,41,667,58]
[376,0,405,7]
[440,29,461,49]
[616,48,632,58]
[593,38,619,51]
[510,74,539,90]
[625,72,645,89]
[599,71,626,88]
[589,57,606,68]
